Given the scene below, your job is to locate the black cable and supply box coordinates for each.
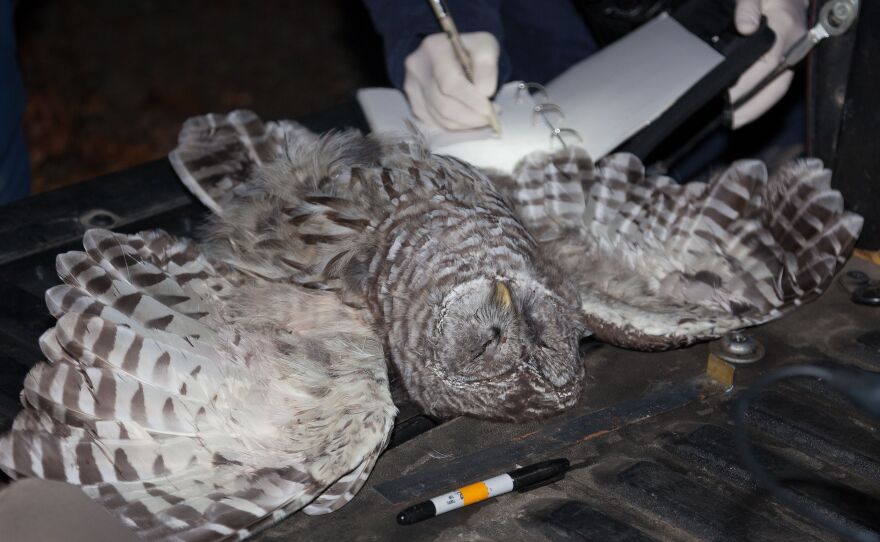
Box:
[734,363,880,542]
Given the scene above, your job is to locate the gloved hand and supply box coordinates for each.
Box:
[728,0,808,128]
[403,31,499,130]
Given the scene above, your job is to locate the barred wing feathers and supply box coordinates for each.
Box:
[0,229,396,540]
[169,111,506,309]
[500,149,863,349]
[169,110,317,215]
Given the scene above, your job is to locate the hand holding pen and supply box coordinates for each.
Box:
[401,1,502,134]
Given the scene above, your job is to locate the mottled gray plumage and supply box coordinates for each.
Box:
[1,228,395,540]
[0,109,862,540]
[177,112,587,421]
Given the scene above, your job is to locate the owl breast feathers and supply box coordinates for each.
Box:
[195,127,588,422]
[0,110,862,540]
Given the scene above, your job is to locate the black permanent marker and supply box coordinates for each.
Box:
[397,458,570,525]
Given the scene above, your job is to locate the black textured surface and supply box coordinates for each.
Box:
[526,500,656,541]
[825,0,880,249]
[807,0,857,166]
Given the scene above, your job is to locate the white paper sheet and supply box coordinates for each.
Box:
[356,12,724,173]
[546,13,724,159]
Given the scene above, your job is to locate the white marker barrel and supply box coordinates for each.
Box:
[430,474,514,514]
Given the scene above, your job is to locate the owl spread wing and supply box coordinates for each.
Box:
[169,109,317,216]
[168,110,508,311]
[169,110,863,352]
[494,148,863,350]
[0,228,396,540]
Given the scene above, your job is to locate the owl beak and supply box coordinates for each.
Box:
[493,281,513,312]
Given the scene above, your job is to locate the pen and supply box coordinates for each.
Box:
[427,0,503,135]
[396,458,570,525]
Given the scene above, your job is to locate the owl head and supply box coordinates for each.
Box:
[411,276,586,422]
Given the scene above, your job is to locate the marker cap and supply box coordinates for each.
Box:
[397,500,437,525]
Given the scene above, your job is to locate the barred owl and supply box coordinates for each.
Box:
[0,110,861,539]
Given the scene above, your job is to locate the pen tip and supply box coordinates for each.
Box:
[397,501,436,525]
[488,113,502,137]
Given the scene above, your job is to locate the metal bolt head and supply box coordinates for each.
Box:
[820,0,859,36]
[710,332,765,364]
[79,208,120,229]
[846,270,869,284]
[852,284,880,306]
[830,2,852,26]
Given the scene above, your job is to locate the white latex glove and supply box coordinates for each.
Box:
[728,0,808,128]
[403,31,499,130]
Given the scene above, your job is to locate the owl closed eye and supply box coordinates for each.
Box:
[425,278,586,420]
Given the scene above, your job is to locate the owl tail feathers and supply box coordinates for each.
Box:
[0,227,260,536]
[503,148,862,350]
[0,414,326,540]
[169,109,318,215]
[0,228,396,540]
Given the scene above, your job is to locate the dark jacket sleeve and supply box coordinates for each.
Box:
[0,0,29,204]
[362,0,511,90]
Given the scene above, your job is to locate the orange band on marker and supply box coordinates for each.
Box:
[458,482,490,505]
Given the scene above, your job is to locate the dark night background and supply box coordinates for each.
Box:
[9,0,879,247]
[13,0,389,194]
